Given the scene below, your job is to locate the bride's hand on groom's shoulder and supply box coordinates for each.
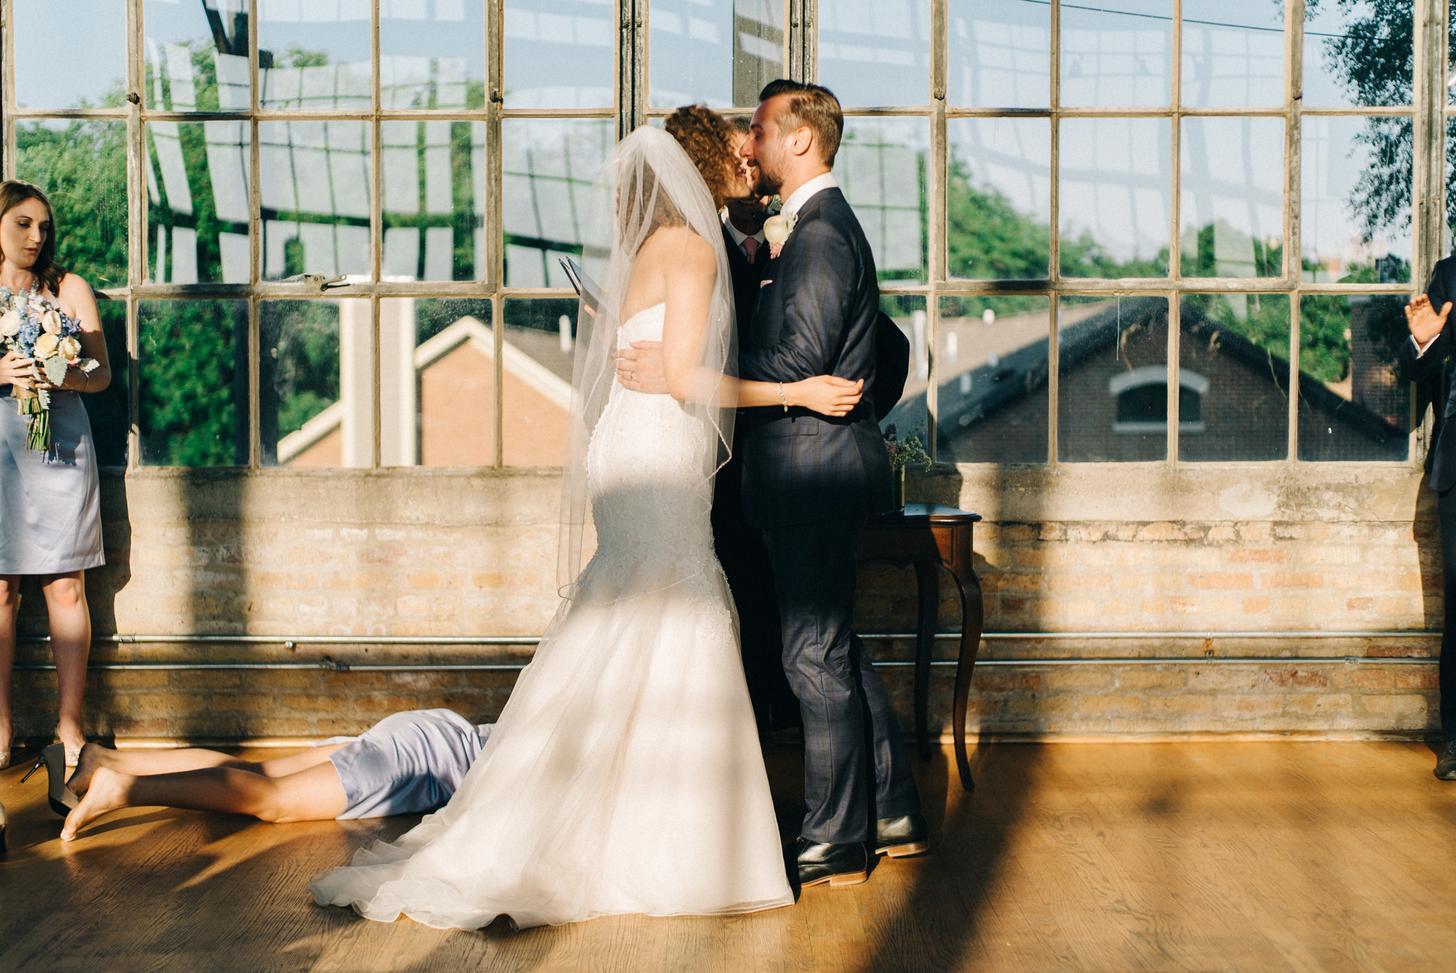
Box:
[793,375,863,418]
[615,341,668,394]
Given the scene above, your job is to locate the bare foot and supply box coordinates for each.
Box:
[66,742,111,796]
[61,765,132,841]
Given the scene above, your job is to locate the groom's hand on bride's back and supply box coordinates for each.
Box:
[615,341,669,394]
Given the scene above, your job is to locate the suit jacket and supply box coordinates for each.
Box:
[737,186,894,528]
[1398,254,1456,492]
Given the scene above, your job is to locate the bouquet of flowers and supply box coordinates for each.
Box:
[883,424,931,472]
[0,287,99,452]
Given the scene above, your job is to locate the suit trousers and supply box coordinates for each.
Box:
[1436,486,1456,738]
[762,519,921,844]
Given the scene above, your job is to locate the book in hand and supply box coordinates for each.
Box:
[559,257,605,315]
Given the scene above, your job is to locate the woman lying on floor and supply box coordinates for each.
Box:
[50,708,490,840]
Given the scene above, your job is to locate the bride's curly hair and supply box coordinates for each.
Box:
[665,105,739,210]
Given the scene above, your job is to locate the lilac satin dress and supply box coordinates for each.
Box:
[0,388,103,574]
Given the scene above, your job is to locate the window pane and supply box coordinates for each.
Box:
[948,0,1050,108]
[649,0,787,108]
[1180,0,1284,108]
[936,296,1049,464]
[16,120,130,290]
[258,1,371,111]
[1060,0,1172,108]
[1059,296,1168,462]
[145,0,250,111]
[838,118,929,285]
[1301,116,1411,284]
[138,300,249,467]
[879,296,929,457]
[85,301,130,469]
[1297,294,1409,461]
[817,0,932,107]
[382,121,487,282]
[260,121,373,281]
[505,0,615,109]
[380,298,496,467]
[14,0,127,109]
[1180,117,1284,278]
[147,122,252,285]
[1306,0,1412,108]
[261,300,369,469]
[1180,294,1290,461]
[1059,119,1171,278]
[947,118,1050,280]
[382,0,486,109]
[502,119,613,288]
[502,299,576,468]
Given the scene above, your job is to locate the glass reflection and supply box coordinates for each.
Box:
[146,0,250,111]
[147,122,252,284]
[1179,117,1283,278]
[1179,294,1289,461]
[1296,294,1409,461]
[16,120,130,290]
[1305,0,1411,108]
[259,121,373,281]
[1059,118,1171,278]
[382,0,485,109]
[948,0,1050,108]
[84,302,130,469]
[505,0,615,108]
[258,1,371,111]
[1301,116,1411,284]
[947,119,1050,280]
[14,0,127,109]
[382,122,487,281]
[935,296,1049,464]
[1059,296,1168,462]
[817,0,932,106]
[650,0,786,108]
[1060,0,1172,108]
[1180,0,1283,108]
[503,299,577,467]
[502,120,614,287]
[837,118,929,284]
[261,300,370,469]
[139,300,249,467]
[380,299,496,467]
[878,296,929,458]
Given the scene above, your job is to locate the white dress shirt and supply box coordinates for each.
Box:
[780,171,838,217]
[723,216,766,258]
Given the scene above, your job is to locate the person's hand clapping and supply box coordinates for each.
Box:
[1405,294,1452,346]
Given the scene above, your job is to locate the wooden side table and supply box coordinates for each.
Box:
[858,503,985,791]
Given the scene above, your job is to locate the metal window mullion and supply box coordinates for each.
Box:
[1047,0,1061,465]
[126,0,144,470]
[1168,0,1183,463]
[490,0,505,466]
[370,0,382,469]
[1286,0,1303,466]
[1414,0,1445,461]
[247,0,260,470]
[924,0,946,461]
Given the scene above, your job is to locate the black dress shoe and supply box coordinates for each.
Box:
[794,836,868,889]
[1436,741,1456,781]
[874,812,929,858]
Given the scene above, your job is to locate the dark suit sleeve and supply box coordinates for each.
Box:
[1398,259,1456,381]
[738,220,855,381]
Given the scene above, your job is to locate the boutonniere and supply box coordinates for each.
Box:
[763,211,797,260]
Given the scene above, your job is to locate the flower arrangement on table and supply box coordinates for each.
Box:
[883,425,931,509]
[0,287,99,452]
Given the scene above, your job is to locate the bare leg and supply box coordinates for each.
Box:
[69,742,345,794]
[0,576,17,762]
[39,571,89,757]
[62,760,349,840]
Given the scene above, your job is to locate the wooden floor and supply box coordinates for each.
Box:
[2,741,1454,972]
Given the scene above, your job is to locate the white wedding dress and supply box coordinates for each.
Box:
[309,304,794,929]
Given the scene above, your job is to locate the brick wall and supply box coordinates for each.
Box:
[6,464,1443,743]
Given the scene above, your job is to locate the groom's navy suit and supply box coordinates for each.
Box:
[738,184,921,844]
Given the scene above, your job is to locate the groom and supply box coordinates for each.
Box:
[618,81,926,888]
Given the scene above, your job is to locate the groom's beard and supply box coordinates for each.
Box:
[753,170,782,197]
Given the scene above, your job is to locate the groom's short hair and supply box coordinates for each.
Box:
[758,80,843,167]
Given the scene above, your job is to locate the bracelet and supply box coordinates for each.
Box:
[80,371,90,393]
[776,382,788,412]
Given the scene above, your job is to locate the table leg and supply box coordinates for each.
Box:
[950,565,985,791]
[912,558,939,760]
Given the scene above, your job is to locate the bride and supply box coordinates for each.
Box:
[309,120,864,929]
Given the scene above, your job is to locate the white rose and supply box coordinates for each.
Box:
[41,309,62,335]
[58,336,82,361]
[763,214,793,246]
[0,310,19,338]
[34,332,60,358]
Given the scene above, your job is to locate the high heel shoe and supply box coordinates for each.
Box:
[0,748,11,771]
[20,743,78,816]
[0,800,8,853]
